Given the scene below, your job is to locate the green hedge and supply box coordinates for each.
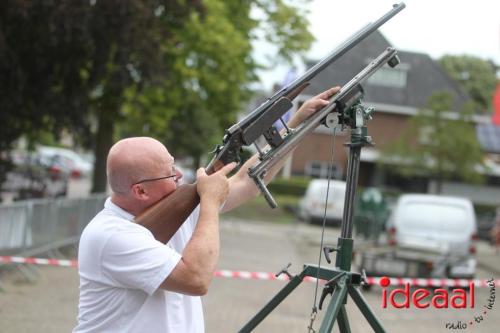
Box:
[267,177,311,197]
[474,203,497,216]
[267,179,405,201]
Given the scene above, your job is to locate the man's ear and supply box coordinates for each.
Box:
[131,184,149,200]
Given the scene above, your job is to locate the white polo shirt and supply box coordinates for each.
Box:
[74,198,204,333]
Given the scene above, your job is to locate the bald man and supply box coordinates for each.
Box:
[74,86,340,333]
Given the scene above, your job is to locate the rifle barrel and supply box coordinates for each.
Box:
[248,47,399,181]
[236,2,406,131]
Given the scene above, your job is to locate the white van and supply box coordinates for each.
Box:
[360,194,477,279]
[298,179,346,225]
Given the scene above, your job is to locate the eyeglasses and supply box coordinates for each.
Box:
[133,165,178,185]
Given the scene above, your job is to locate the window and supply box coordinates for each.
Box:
[305,161,342,179]
[418,126,435,145]
[366,63,408,88]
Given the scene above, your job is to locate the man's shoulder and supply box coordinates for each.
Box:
[80,209,146,245]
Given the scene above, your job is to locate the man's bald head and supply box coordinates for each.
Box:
[107,137,173,195]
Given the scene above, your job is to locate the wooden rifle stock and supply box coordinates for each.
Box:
[135,162,222,243]
[135,184,200,243]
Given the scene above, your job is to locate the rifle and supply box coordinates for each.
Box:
[135,3,406,243]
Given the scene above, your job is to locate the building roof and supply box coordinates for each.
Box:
[303,31,470,111]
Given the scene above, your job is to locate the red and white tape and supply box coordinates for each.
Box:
[214,270,498,288]
[0,256,77,267]
[214,270,318,283]
[1,256,498,287]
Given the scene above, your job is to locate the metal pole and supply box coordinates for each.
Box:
[340,140,362,239]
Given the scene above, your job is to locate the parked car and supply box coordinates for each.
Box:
[297,179,346,225]
[359,194,477,279]
[37,146,93,178]
[36,151,74,180]
[4,150,69,199]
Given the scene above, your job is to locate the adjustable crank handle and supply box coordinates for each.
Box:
[323,246,339,264]
[319,284,334,310]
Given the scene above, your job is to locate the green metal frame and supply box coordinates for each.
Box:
[238,247,386,333]
[239,103,388,333]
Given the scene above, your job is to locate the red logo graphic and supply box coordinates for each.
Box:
[380,276,475,309]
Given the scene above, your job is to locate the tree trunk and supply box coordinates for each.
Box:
[435,163,443,194]
[435,177,442,194]
[194,154,201,169]
[91,110,115,193]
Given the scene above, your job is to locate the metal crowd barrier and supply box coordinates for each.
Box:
[0,194,107,257]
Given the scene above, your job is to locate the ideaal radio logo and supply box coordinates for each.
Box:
[378,276,496,330]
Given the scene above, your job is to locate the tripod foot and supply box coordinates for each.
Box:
[348,286,387,333]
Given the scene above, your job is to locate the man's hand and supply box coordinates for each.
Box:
[196,162,237,206]
[288,86,341,128]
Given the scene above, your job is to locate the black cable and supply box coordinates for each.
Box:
[309,125,338,324]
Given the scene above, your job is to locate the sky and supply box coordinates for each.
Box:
[255,0,500,90]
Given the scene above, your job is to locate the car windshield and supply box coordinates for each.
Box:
[309,182,345,199]
[399,202,469,233]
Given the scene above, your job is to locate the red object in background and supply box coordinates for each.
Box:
[493,83,500,125]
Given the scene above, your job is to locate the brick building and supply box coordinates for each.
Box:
[282,31,499,205]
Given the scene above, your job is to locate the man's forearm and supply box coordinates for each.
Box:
[183,199,220,286]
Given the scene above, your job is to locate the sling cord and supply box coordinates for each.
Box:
[307,125,339,333]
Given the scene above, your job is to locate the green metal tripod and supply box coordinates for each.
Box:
[239,102,387,333]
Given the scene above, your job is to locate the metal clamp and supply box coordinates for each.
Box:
[319,272,347,310]
[275,262,293,279]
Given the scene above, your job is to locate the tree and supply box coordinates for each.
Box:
[0,1,97,188]
[0,0,203,192]
[81,1,208,192]
[380,92,484,193]
[439,55,498,112]
[0,0,313,193]
[119,0,314,167]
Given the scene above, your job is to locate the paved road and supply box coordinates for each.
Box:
[0,217,498,332]
[206,219,499,333]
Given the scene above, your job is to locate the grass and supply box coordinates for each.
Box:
[223,194,301,224]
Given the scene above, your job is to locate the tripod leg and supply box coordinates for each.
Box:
[348,286,387,333]
[318,278,348,333]
[239,274,304,333]
[337,305,351,333]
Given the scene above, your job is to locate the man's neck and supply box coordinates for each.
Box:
[110,194,141,217]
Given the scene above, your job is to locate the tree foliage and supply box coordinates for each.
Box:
[439,55,498,113]
[1,0,204,192]
[0,1,93,149]
[0,1,97,187]
[0,0,313,192]
[120,0,314,166]
[84,1,207,192]
[380,92,484,193]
